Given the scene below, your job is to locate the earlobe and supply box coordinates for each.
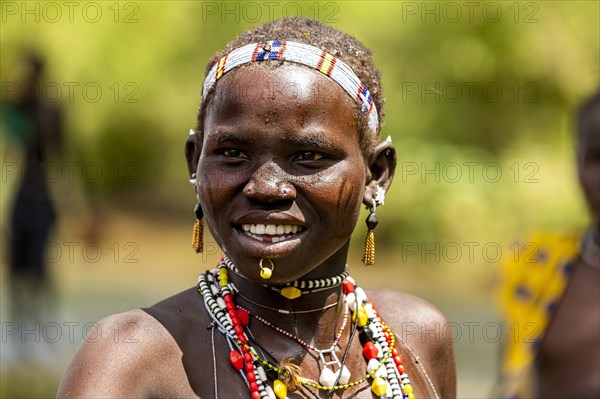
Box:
[363,140,396,207]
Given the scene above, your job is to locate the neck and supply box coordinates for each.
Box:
[227,262,347,351]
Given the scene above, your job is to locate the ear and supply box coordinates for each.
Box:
[185,130,202,179]
[363,140,397,207]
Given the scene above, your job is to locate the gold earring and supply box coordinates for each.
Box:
[259,258,274,279]
[361,203,378,266]
[192,203,203,253]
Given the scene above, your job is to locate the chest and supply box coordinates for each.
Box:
[187,329,436,398]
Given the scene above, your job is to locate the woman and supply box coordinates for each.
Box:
[496,91,599,398]
[58,17,456,398]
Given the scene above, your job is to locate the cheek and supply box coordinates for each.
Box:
[306,163,365,231]
[197,161,240,227]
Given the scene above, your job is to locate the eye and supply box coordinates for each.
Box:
[295,151,324,161]
[220,148,249,159]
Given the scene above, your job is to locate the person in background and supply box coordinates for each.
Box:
[2,55,63,332]
[496,91,599,398]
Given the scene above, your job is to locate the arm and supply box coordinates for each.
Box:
[57,309,183,398]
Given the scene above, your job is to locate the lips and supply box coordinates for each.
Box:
[240,223,305,243]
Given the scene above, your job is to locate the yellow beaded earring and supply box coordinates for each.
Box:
[192,203,204,253]
[190,171,204,254]
[361,187,385,266]
[361,204,377,266]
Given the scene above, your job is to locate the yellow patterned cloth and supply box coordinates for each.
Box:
[497,230,582,398]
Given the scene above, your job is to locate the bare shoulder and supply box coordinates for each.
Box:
[367,289,448,327]
[367,289,457,398]
[57,308,193,398]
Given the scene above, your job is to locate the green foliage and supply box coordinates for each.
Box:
[1,0,597,242]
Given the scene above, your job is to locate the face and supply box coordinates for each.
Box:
[578,122,600,228]
[195,63,369,284]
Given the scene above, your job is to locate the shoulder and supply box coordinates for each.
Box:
[143,286,214,340]
[367,289,457,398]
[58,288,205,398]
[367,289,447,326]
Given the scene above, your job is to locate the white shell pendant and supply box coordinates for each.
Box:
[319,367,337,387]
[367,358,380,373]
[338,365,351,384]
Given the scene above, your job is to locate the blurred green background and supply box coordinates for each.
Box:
[1,1,598,398]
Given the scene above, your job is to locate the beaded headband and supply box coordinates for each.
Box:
[201,40,379,134]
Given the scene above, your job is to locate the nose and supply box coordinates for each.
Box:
[243,161,296,204]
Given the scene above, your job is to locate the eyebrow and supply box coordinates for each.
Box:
[208,129,339,149]
[211,132,257,146]
[284,132,338,149]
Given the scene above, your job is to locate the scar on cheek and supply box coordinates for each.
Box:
[201,185,217,212]
[334,180,357,228]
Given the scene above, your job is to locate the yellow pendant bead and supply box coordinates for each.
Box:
[403,383,414,395]
[371,377,387,396]
[407,394,415,399]
[357,306,369,327]
[273,379,287,399]
[280,287,302,300]
[260,267,272,279]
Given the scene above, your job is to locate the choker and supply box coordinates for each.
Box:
[197,259,415,398]
[223,256,350,300]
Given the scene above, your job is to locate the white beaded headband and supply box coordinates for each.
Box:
[201,40,379,134]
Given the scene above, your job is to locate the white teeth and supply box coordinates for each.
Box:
[265,224,276,235]
[241,224,304,239]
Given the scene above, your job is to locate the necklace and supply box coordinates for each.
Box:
[224,256,350,299]
[198,259,415,398]
[237,300,350,385]
[235,288,340,314]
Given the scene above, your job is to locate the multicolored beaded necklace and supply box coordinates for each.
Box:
[197,258,415,398]
[236,300,351,386]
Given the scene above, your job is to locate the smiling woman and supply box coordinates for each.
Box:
[57,17,456,398]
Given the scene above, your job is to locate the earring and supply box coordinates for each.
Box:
[361,187,385,266]
[259,258,275,279]
[361,204,377,266]
[192,202,204,253]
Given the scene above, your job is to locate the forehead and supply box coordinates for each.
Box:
[204,63,359,139]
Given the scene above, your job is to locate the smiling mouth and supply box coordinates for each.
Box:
[240,224,305,243]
